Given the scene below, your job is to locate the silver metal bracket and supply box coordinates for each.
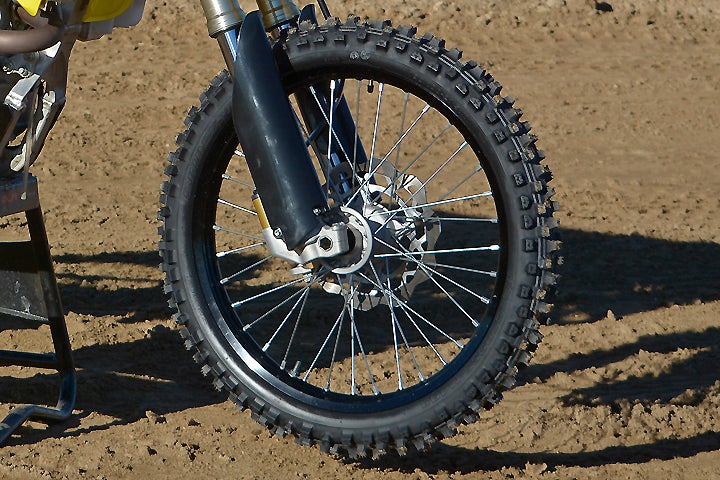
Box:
[263,222,350,265]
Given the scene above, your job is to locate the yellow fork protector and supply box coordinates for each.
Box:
[16,0,132,21]
[82,0,134,22]
[16,0,46,16]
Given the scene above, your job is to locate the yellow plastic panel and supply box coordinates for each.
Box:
[83,0,133,22]
[17,0,45,16]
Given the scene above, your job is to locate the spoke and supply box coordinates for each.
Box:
[281,287,310,369]
[365,259,449,365]
[403,141,468,206]
[378,103,431,169]
[222,173,254,189]
[302,294,348,382]
[306,85,365,193]
[388,91,410,211]
[324,275,351,390]
[364,262,449,368]
[264,288,310,352]
[381,260,425,385]
[232,277,307,308]
[214,224,264,242]
[374,141,469,234]
[417,262,479,328]
[439,164,483,201]
[217,198,258,216]
[233,149,245,157]
[368,191,493,220]
[356,271,463,349]
[349,283,358,395]
[374,237,492,305]
[242,285,308,331]
[371,121,452,204]
[374,235,480,330]
[216,242,265,258]
[396,301,447,365]
[390,291,403,390]
[377,260,403,390]
[352,80,362,184]
[395,122,452,179]
[368,82,385,173]
[351,306,380,396]
[345,103,432,207]
[430,217,498,223]
[425,262,497,278]
[220,256,271,286]
[326,79,337,198]
[395,92,410,168]
[375,245,500,257]
[308,86,352,168]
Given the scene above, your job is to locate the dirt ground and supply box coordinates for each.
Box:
[2,0,720,478]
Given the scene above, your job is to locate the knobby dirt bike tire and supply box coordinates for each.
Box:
[158,17,560,458]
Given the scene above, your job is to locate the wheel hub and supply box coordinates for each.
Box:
[319,172,440,311]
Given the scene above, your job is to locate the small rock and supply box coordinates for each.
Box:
[187,418,201,427]
[145,410,166,424]
[595,1,613,12]
[606,309,621,321]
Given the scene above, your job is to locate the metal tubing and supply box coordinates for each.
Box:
[216,29,239,73]
[232,12,328,250]
[0,351,56,369]
[0,370,75,445]
[257,0,299,30]
[200,0,245,37]
[0,14,62,55]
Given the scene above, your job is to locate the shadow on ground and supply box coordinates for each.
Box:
[54,250,168,323]
[2,229,719,463]
[355,431,720,474]
[554,229,720,323]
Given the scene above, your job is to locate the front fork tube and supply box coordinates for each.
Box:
[294,85,369,200]
[223,9,370,251]
[231,11,328,250]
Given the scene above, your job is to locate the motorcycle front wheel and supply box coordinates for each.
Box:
[159,18,560,457]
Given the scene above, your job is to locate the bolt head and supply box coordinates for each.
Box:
[318,237,333,251]
[273,228,283,238]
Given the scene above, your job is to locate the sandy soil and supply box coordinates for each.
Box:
[2,0,720,478]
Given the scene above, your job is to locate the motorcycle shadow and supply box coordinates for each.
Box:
[2,227,719,465]
[354,430,720,474]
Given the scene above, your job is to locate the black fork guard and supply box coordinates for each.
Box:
[231,10,368,250]
[232,11,328,250]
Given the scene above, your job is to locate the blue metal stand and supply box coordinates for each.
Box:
[0,174,76,445]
